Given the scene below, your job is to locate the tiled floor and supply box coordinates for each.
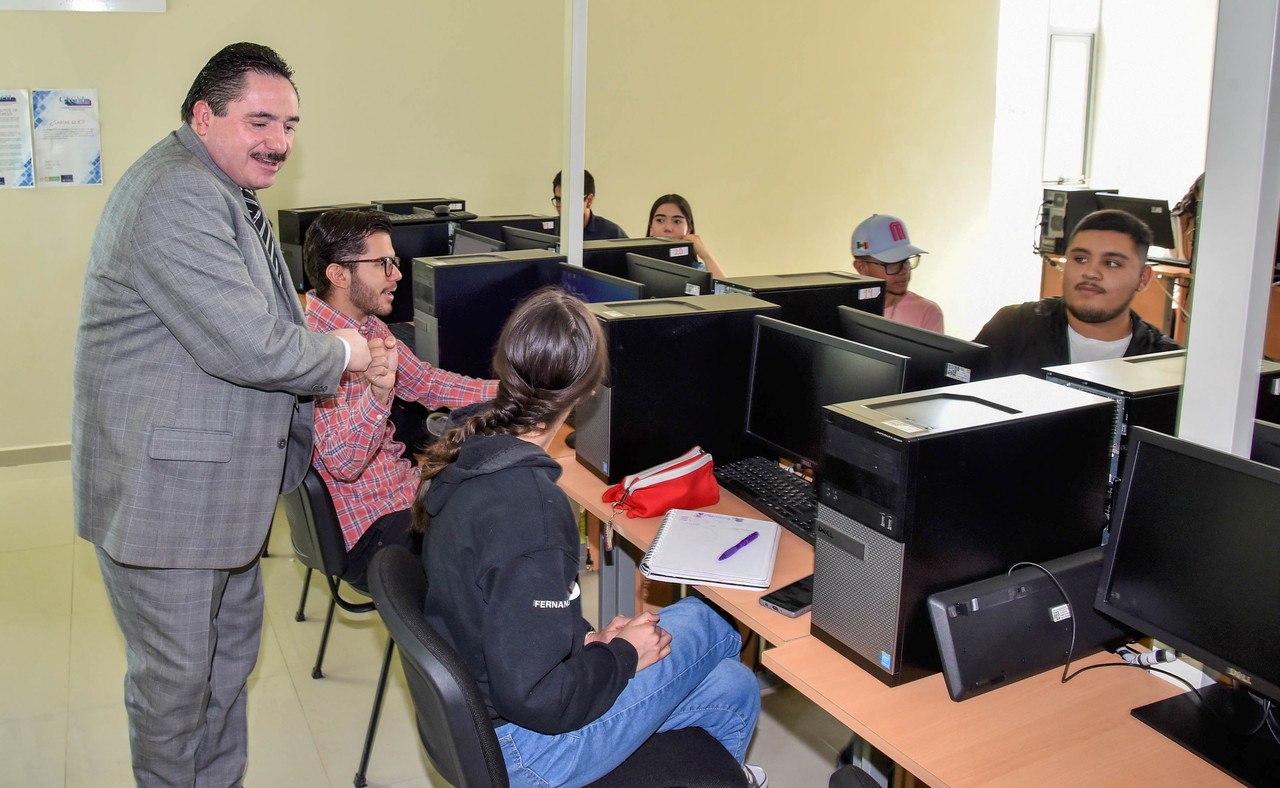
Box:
[0,460,851,788]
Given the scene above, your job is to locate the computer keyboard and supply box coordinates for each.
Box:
[714,456,817,543]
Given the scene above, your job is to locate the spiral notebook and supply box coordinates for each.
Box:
[639,509,780,590]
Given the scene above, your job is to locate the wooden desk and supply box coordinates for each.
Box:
[556,456,814,646]
[764,638,1236,788]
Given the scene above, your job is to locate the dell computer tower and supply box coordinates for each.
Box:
[712,272,885,336]
[412,249,563,380]
[384,211,472,324]
[581,237,695,279]
[278,203,378,292]
[574,294,781,483]
[457,214,558,242]
[811,375,1114,686]
[1039,187,1118,255]
[1046,350,1280,484]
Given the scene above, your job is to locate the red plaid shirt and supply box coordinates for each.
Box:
[306,295,497,550]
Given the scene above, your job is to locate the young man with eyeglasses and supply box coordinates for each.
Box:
[303,209,496,586]
[851,213,945,333]
[553,169,628,240]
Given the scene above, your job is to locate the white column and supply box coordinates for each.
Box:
[561,0,588,267]
[1180,0,1280,455]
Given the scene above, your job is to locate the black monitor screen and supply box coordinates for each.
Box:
[503,226,560,252]
[560,263,645,303]
[1098,427,1280,717]
[452,227,506,255]
[836,306,988,390]
[1252,419,1280,469]
[746,317,907,467]
[624,253,711,298]
[1093,194,1177,250]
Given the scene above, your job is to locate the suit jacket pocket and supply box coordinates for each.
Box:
[148,427,234,462]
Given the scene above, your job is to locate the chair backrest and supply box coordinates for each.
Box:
[369,546,509,788]
[281,465,350,578]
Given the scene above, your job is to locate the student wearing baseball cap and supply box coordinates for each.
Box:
[851,214,945,333]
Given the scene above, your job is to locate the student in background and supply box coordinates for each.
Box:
[646,193,727,278]
[553,169,628,240]
[415,288,766,788]
[851,213,944,333]
[975,208,1180,377]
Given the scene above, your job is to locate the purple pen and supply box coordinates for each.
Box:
[718,531,759,561]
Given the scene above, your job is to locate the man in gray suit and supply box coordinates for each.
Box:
[72,43,372,787]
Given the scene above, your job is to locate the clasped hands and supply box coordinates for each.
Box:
[328,329,399,405]
[585,612,672,672]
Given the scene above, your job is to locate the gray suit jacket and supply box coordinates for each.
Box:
[73,124,347,569]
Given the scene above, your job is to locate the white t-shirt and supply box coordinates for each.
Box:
[1067,325,1130,364]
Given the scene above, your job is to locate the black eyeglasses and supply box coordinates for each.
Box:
[551,196,562,207]
[863,255,920,276]
[339,256,400,276]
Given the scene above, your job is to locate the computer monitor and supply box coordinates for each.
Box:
[559,263,645,303]
[1093,194,1178,250]
[451,227,506,255]
[624,253,712,297]
[835,306,989,390]
[502,226,560,252]
[746,316,908,468]
[1252,419,1280,469]
[1096,427,1280,785]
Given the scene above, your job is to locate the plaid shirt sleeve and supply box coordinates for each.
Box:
[391,331,497,407]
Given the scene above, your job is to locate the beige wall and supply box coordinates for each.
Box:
[0,0,1000,453]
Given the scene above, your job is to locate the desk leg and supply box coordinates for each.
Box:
[598,530,637,623]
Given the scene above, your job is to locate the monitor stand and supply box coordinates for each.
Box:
[1132,683,1280,787]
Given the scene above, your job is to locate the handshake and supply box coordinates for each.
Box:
[329,329,400,404]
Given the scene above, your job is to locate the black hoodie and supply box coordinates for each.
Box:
[974,296,1181,378]
[421,432,639,733]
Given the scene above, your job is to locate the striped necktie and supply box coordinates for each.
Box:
[242,188,284,288]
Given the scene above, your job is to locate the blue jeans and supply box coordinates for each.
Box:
[495,597,760,788]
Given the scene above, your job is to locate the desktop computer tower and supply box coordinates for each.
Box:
[574,294,781,483]
[373,197,466,215]
[811,375,1114,686]
[1045,350,1280,484]
[712,272,885,336]
[458,214,558,242]
[1039,187,1118,255]
[412,249,564,379]
[278,203,378,292]
[385,212,471,324]
[581,238,695,279]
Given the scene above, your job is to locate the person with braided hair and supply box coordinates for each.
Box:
[414,288,767,788]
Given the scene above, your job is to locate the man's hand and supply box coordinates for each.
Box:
[330,328,371,372]
[364,336,399,405]
[615,612,672,671]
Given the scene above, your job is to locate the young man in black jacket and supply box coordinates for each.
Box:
[975,209,1181,377]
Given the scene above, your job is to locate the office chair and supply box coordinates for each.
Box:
[280,465,395,788]
[368,546,749,788]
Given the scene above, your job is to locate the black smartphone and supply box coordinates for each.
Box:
[758,574,813,618]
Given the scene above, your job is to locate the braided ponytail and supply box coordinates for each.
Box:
[412,287,607,532]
